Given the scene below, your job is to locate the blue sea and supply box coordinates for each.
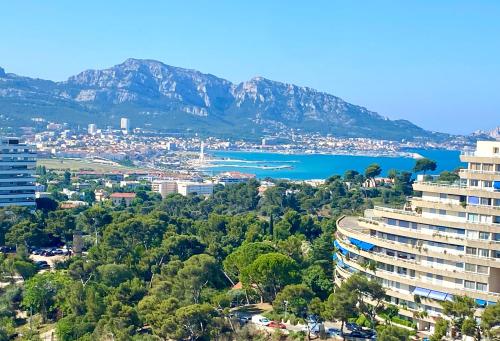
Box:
[204,149,464,180]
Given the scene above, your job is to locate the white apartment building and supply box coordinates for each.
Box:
[152,180,178,199]
[216,171,255,186]
[88,123,97,135]
[120,117,130,133]
[152,179,214,198]
[335,141,500,332]
[177,181,214,197]
[0,137,37,208]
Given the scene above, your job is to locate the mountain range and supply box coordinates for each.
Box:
[0,59,448,140]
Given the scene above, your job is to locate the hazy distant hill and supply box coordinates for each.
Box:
[0,59,448,140]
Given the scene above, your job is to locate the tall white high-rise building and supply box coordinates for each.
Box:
[88,123,97,135]
[335,141,500,333]
[120,117,130,133]
[199,141,205,164]
[0,137,37,208]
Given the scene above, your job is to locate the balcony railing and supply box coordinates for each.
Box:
[338,217,500,263]
[460,169,500,176]
[461,150,500,158]
[414,181,468,189]
[373,206,419,216]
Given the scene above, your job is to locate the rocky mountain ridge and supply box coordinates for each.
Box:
[0,58,447,140]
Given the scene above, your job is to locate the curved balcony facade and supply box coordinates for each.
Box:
[334,141,500,333]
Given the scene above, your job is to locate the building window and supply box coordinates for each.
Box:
[465,263,476,272]
[479,232,490,240]
[484,181,493,188]
[480,197,492,205]
[399,220,410,228]
[466,247,477,255]
[470,179,479,187]
[468,213,479,222]
[436,275,443,281]
[477,265,489,274]
[467,230,479,239]
[439,209,446,215]
[479,249,490,258]
[476,282,487,291]
[483,164,493,172]
[471,163,481,170]
[440,193,447,199]
[465,281,475,289]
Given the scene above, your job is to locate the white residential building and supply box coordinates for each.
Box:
[177,181,214,197]
[335,141,500,332]
[0,137,37,208]
[88,124,97,135]
[120,117,130,133]
[216,171,255,186]
[152,180,178,198]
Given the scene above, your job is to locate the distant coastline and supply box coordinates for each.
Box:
[203,149,425,159]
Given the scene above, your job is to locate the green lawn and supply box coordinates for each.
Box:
[37,158,137,172]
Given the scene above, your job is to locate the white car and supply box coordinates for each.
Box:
[251,315,271,326]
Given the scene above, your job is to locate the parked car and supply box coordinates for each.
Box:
[34,260,50,270]
[348,330,366,338]
[231,312,251,324]
[251,315,271,326]
[349,329,376,339]
[363,329,376,338]
[268,321,286,329]
[326,328,342,337]
[346,322,361,331]
[0,246,15,253]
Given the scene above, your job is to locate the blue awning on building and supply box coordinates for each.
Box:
[334,240,349,255]
[475,299,487,307]
[428,290,448,301]
[413,287,431,297]
[488,301,496,306]
[444,294,454,301]
[332,253,338,261]
[493,181,500,190]
[468,196,479,204]
[348,237,375,251]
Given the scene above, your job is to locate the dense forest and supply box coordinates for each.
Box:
[0,162,498,340]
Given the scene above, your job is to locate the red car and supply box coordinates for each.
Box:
[268,321,286,329]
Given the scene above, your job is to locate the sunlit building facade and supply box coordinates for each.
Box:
[335,141,500,332]
[0,137,37,208]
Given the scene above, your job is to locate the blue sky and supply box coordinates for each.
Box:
[1,1,499,134]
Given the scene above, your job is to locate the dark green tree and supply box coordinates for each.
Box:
[413,158,437,174]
